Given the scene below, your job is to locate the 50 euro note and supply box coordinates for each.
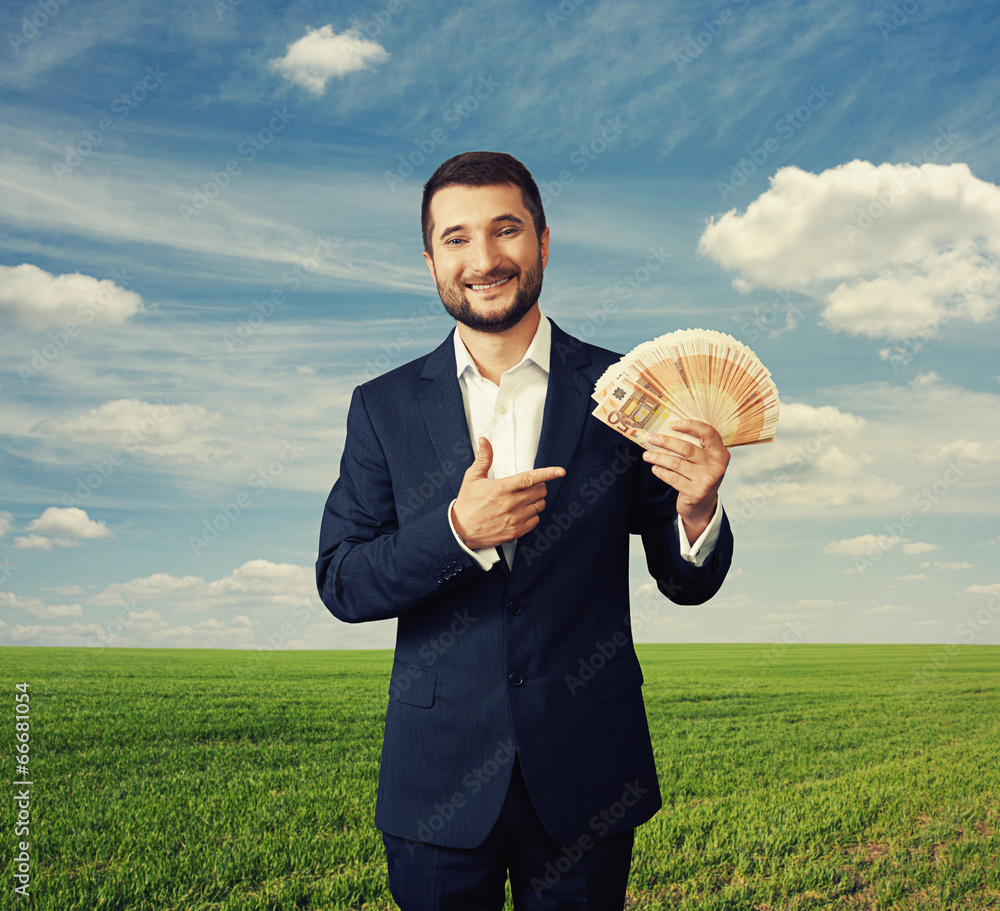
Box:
[591,373,704,450]
[591,329,779,450]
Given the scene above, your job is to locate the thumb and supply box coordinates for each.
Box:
[466,436,493,479]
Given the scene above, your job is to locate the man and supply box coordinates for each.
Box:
[317,151,733,910]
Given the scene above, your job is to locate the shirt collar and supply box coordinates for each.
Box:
[453,310,551,381]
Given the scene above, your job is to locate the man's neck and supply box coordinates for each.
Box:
[457,305,541,385]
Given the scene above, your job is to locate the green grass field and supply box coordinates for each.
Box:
[1,644,998,910]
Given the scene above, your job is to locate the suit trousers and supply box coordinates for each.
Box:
[382,754,635,911]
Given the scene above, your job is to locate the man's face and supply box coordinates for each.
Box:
[423,183,549,334]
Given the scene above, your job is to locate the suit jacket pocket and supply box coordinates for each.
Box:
[592,652,644,704]
[388,660,437,708]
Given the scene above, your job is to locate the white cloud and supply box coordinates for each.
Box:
[895,574,927,581]
[24,507,113,549]
[918,438,1000,466]
[155,616,258,648]
[726,401,900,509]
[0,511,12,537]
[0,153,427,300]
[823,534,902,556]
[0,592,83,619]
[709,593,755,609]
[0,608,167,647]
[87,573,204,607]
[42,584,85,595]
[920,561,974,570]
[777,402,867,436]
[88,559,320,615]
[758,471,902,508]
[1,621,109,646]
[38,399,217,449]
[865,604,911,613]
[13,534,53,551]
[0,263,143,331]
[902,542,939,555]
[698,160,1000,339]
[759,611,822,621]
[34,399,224,463]
[269,26,389,95]
[966,583,1000,597]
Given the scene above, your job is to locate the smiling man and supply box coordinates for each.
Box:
[317,151,733,910]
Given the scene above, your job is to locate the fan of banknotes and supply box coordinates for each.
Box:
[591,329,779,449]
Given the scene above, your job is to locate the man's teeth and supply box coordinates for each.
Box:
[470,276,513,291]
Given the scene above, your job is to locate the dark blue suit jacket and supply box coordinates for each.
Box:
[316,319,733,849]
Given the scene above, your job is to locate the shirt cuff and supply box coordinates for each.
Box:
[448,498,500,571]
[676,498,724,568]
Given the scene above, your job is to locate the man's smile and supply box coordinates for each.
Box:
[467,275,515,292]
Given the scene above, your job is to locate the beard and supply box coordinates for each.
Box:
[434,253,544,334]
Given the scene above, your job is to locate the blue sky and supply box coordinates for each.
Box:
[1,0,998,650]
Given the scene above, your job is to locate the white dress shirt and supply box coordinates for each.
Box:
[446,311,724,571]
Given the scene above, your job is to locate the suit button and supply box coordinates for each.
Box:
[508,672,524,687]
[507,601,522,615]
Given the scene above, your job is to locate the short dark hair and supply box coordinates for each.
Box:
[421,151,546,255]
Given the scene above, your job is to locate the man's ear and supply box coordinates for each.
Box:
[540,226,550,270]
[423,250,436,281]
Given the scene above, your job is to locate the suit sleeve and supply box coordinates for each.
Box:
[628,457,733,605]
[316,386,484,623]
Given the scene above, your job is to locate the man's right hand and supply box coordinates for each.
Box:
[451,437,566,550]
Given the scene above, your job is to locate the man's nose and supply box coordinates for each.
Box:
[469,239,502,276]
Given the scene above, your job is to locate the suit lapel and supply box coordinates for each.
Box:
[418,320,594,578]
[418,328,476,500]
[418,329,509,573]
[510,319,593,574]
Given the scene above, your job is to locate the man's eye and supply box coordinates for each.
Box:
[499,228,518,236]
[445,237,465,245]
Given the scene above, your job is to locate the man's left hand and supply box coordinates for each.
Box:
[642,419,730,542]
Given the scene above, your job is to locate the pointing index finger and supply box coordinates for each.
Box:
[511,465,565,490]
